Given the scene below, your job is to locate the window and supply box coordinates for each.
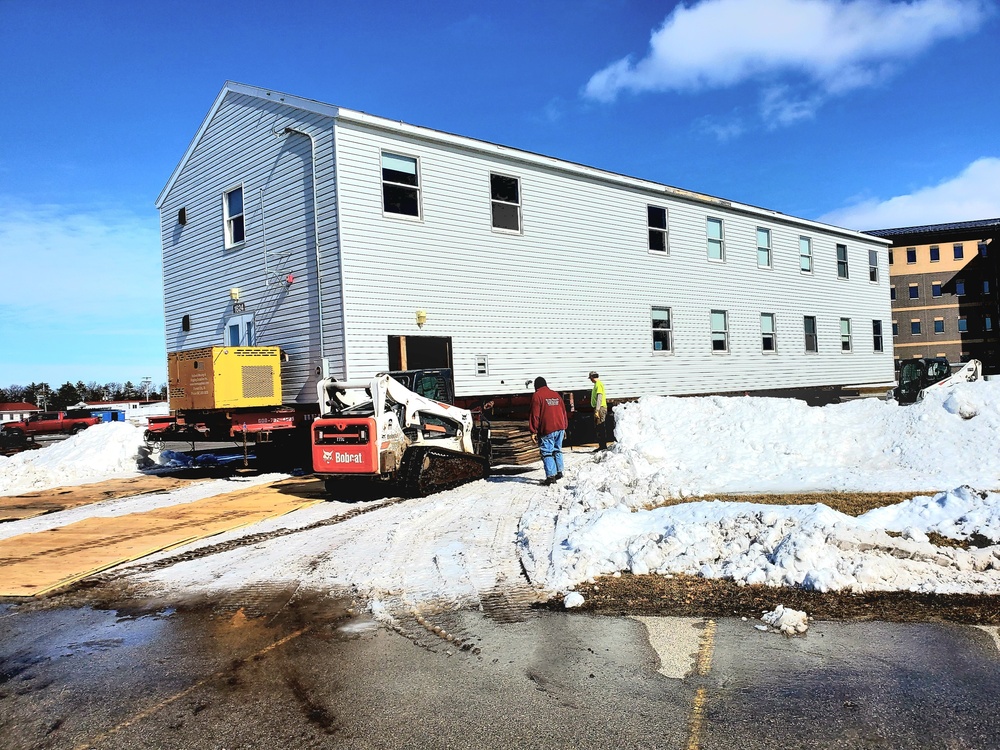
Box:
[958,316,968,333]
[224,186,245,247]
[869,250,879,282]
[761,313,776,352]
[381,152,420,217]
[956,279,966,296]
[979,242,989,258]
[932,282,942,298]
[840,318,852,352]
[804,316,817,352]
[906,247,916,264]
[873,320,884,352]
[892,321,899,336]
[930,246,940,262]
[837,244,849,279]
[890,285,896,301]
[652,307,672,352]
[986,316,994,332]
[799,237,813,272]
[225,313,255,346]
[648,206,668,253]
[756,227,771,268]
[984,280,991,295]
[908,284,919,299]
[707,218,724,261]
[888,248,894,265]
[476,356,489,376]
[911,320,921,335]
[934,318,945,334]
[490,173,521,232]
[711,310,728,352]
[953,243,964,260]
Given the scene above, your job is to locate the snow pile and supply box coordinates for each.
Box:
[521,382,1000,597]
[0,422,145,496]
[563,592,585,609]
[573,380,1000,503]
[760,605,808,635]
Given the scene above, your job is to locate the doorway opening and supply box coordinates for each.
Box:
[388,336,452,371]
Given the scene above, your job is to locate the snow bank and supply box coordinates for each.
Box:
[0,422,145,496]
[521,382,1000,596]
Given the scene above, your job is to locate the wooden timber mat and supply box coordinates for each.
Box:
[0,477,323,597]
[0,475,204,522]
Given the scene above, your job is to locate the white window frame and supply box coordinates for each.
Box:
[652,306,673,352]
[804,316,818,353]
[710,310,728,353]
[837,244,849,279]
[756,227,772,269]
[381,151,422,220]
[223,184,245,248]
[490,172,522,234]
[761,313,776,353]
[707,218,725,262]
[868,249,879,283]
[840,318,852,352]
[648,206,669,254]
[873,320,884,352]
[799,236,813,273]
[224,313,255,347]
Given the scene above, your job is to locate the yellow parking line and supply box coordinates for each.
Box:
[687,619,717,750]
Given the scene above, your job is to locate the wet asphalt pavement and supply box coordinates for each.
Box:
[3,592,1000,750]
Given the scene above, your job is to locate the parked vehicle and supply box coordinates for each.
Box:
[0,410,101,441]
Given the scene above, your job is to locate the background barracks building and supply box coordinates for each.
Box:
[869,219,1000,376]
[156,82,894,405]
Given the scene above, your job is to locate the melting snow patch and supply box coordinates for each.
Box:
[761,605,809,635]
[564,592,585,609]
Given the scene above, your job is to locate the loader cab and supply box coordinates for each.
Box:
[896,358,951,404]
[388,368,455,404]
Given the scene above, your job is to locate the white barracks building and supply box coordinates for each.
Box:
[156,82,893,405]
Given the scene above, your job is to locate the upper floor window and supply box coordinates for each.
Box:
[911,320,921,335]
[648,206,668,253]
[873,320,884,352]
[908,284,919,299]
[707,218,724,261]
[934,318,945,334]
[710,310,728,352]
[804,316,818,353]
[490,173,521,232]
[958,316,969,333]
[799,237,813,273]
[929,246,940,262]
[890,285,896,300]
[955,279,966,296]
[382,152,420,217]
[869,250,879,282]
[225,313,255,347]
[840,318,852,352]
[761,313,776,352]
[984,280,991,295]
[224,186,245,247]
[757,228,772,268]
[906,247,916,264]
[837,244,849,279]
[932,282,942,298]
[892,320,899,336]
[652,307,672,352]
[979,242,989,258]
[953,243,964,259]
[888,248,894,265]
[986,315,994,332]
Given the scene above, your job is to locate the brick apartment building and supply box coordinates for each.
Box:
[868,218,1000,376]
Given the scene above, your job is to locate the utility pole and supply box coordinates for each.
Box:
[140,376,153,402]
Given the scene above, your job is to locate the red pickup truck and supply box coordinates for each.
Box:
[0,410,101,442]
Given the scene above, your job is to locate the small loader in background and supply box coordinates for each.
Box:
[312,373,491,497]
[888,358,983,404]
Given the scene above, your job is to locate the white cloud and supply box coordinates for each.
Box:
[584,0,989,126]
[818,157,1000,230]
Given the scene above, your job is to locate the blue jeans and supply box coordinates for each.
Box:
[539,430,565,478]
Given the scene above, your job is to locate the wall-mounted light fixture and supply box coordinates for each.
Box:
[416,309,427,328]
[230,287,240,301]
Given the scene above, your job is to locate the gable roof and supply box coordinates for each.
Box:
[157,82,888,245]
[0,402,39,412]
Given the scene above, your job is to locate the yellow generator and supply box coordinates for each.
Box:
[168,346,283,410]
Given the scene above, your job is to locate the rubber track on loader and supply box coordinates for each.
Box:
[401,446,491,497]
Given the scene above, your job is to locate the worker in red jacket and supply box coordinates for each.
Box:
[529,376,568,486]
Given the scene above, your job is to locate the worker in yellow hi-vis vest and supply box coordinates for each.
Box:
[588,371,608,451]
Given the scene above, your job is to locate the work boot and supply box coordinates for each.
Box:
[540,476,556,486]
[554,472,563,480]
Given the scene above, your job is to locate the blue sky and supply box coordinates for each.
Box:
[1,0,998,388]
